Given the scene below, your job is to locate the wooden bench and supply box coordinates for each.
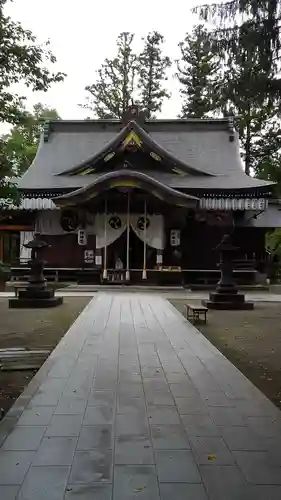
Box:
[185,303,208,324]
[5,281,28,297]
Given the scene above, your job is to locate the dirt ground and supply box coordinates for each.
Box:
[0,297,90,419]
[170,300,281,410]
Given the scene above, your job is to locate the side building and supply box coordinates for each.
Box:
[0,106,277,285]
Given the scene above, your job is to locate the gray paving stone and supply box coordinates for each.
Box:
[116,414,148,436]
[247,416,281,438]
[190,436,235,465]
[17,406,55,426]
[2,294,281,498]
[0,486,19,500]
[251,485,281,500]
[233,450,281,485]
[118,382,144,397]
[69,450,112,484]
[147,406,181,425]
[113,465,160,500]
[151,424,191,450]
[0,450,34,485]
[155,450,201,483]
[175,397,209,415]
[77,425,113,450]
[83,405,113,425]
[64,484,112,500]
[33,437,77,466]
[2,426,46,451]
[145,392,175,406]
[17,465,70,500]
[208,407,246,426]
[169,383,199,398]
[45,414,83,437]
[54,398,87,415]
[202,391,235,408]
[117,397,146,414]
[200,465,254,500]
[115,434,154,465]
[220,425,268,451]
[181,414,220,437]
[159,483,208,500]
[87,391,115,407]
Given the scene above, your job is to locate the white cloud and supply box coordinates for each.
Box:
[5,0,215,120]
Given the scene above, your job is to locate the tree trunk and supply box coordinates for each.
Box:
[245,121,251,176]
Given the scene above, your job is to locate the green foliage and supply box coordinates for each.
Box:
[81,32,138,119]
[0,0,65,204]
[81,31,171,119]
[193,1,281,175]
[251,120,281,194]
[266,228,281,258]
[2,103,60,176]
[176,25,221,118]
[193,1,281,99]
[137,32,171,118]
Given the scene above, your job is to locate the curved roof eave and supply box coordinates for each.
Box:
[53,170,199,208]
[56,120,214,178]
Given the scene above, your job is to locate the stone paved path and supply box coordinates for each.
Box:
[0,293,281,499]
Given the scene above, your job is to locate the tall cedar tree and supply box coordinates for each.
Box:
[193,1,281,93]
[177,25,221,118]
[81,32,138,119]
[194,1,281,175]
[0,0,65,203]
[217,43,276,175]
[2,103,60,176]
[137,32,171,118]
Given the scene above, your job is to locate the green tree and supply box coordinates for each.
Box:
[218,44,276,175]
[137,31,171,118]
[81,32,138,119]
[176,25,221,118]
[193,1,281,101]
[0,0,65,203]
[2,103,60,176]
[252,120,281,193]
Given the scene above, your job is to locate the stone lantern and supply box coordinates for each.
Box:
[9,233,63,308]
[202,234,254,310]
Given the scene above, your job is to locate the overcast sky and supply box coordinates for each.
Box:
[6,0,216,121]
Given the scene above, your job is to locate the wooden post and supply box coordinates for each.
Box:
[126,191,130,281]
[103,199,108,280]
[142,198,147,280]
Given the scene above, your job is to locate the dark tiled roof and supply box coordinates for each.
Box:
[18,118,273,193]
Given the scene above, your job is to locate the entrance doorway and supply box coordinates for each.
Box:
[107,229,156,273]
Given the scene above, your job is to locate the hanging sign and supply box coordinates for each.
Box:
[84,250,94,263]
[170,229,180,247]
[78,229,87,246]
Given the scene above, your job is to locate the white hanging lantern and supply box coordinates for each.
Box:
[170,229,180,247]
[78,229,87,246]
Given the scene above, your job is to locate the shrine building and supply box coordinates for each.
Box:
[0,106,276,286]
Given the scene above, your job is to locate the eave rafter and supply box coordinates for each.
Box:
[56,120,214,178]
[53,170,199,209]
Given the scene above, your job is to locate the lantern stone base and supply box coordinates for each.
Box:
[9,288,63,309]
[202,290,254,310]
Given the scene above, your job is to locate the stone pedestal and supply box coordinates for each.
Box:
[202,234,254,310]
[9,233,63,309]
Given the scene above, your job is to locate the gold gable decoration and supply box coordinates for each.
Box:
[121,131,143,151]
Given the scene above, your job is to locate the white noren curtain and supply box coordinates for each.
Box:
[130,214,165,250]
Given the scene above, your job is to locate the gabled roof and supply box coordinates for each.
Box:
[17,117,274,194]
[53,170,199,208]
[57,120,213,177]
